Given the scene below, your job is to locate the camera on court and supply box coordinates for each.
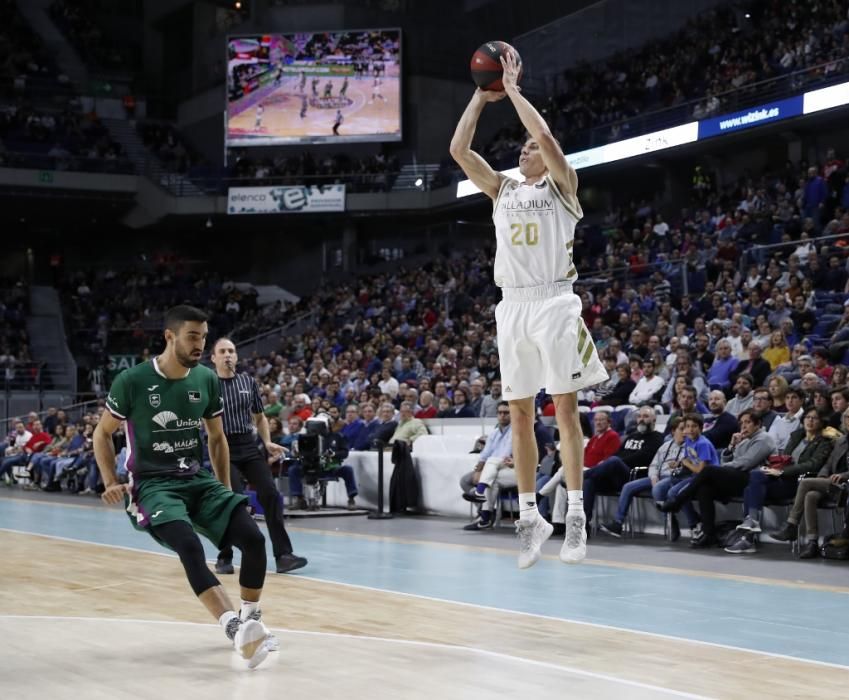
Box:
[295,415,336,481]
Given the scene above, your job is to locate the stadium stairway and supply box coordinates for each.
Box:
[102,119,205,197]
[26,286,76,394]
[392,163,441,191]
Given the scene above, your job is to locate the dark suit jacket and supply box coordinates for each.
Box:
[605,379,636,407]
[730,357,772,389]
[703,411,739,451]
[782,430,835,478]
[817,434,849,477]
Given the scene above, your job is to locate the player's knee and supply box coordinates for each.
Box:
[553,394,579,419]
[154,521,202,560]
[245,524,266,551]
[223,505,265,553]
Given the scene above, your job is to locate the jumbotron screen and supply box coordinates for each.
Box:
[226,29,402,147]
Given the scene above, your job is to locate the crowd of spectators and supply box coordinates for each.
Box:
[485,0,849,160]
[8,169,849,554]
[0,407,106,494]
[58,267,266,390]
[0,279,32,388]
[217,150,401,193]
[0,101,130,173]
[138,121,197,175]
[571,147,849,305]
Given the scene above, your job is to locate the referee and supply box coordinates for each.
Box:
[211,337,307,575]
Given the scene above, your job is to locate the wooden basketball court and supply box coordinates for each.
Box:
[3,495,848,699]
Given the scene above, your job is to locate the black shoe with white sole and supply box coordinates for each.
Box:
[215,557,235,575]
[599,520,623,538]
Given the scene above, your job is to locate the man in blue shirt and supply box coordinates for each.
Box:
[657,413,719,541]
[339,404,365,447]
[350,404,381,451]
[459,401,513,530]
[706,339,739,391]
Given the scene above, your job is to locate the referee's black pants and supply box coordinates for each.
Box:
[218,433,293,561]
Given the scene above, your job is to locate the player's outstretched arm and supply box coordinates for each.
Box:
[204,415,232,489]
[500,51,578,199]
[449,90,506,200]
[94,411,127,504]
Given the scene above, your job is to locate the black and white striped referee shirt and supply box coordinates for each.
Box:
[218,372,263,436]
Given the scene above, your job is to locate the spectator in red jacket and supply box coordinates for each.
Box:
[539,411,621,533]
[584,411,621,467]
[414,391,437,419]
[0,420,51,483]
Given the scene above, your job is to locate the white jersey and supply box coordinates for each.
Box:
[492,175,582,288]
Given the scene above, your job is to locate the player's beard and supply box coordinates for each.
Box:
[175,345,201,369]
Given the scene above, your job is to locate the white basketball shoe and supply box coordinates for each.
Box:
[233,618,270,669]
[516,516,554,569]
[560,510,587,564]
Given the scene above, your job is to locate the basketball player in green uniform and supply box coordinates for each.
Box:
[93,305,272,669]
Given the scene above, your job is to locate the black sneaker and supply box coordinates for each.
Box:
[463,516,493,531]
[215,557,235,575]
[770,522,798,542]
[276,553,308,574]
[798,541,819,559]
[599,520,623,538]
[725,533,757,554]
[668,514,681,542]
[689,534,719,549]
[656,500,677,513]
[462,489,487,503]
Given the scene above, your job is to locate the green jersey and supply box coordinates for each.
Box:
[105,357,223,480]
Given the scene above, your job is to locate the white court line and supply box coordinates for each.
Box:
[69,582,126,593]
[4,526,849,672]
[0,615,712,699]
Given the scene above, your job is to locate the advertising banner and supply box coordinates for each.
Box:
[698,95,804,139]
[227,184,346,214]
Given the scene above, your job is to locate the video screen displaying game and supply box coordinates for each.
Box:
[226,29,402,146]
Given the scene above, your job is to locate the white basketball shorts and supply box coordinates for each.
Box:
[495,282,608,401]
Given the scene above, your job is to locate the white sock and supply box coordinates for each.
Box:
[240,600,260,620]
[219,611,239,638]
[519,492,539,522]
[567,490,584,512]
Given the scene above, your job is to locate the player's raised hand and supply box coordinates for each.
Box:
[101,482,128,505]
[500,49,522,93]
[475,87,506,103]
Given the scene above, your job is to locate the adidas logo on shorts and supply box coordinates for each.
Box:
[505,385,512,393]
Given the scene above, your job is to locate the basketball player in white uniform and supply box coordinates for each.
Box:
[449,50,607,568]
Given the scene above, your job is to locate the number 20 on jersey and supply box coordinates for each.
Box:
[510,222,539,245]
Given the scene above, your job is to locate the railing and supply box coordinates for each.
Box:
[0,150,136,176]
[2,362,49,391]
[505,59,849,161]
[738,231,849,271]
[173,169,402,197]
[571,257,690,296]
[234,310,319,357]
[0,397,102,430]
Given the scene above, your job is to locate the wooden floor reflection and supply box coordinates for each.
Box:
[3,531,846,700]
